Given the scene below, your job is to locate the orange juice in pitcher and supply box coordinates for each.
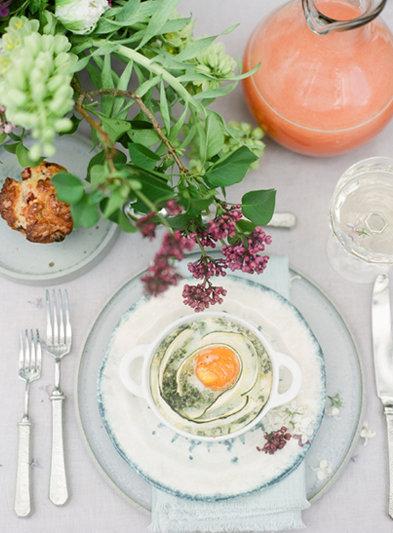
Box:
[242,0,393,156]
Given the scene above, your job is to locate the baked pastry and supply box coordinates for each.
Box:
[0,162,73,243]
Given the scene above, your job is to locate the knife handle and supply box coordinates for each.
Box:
[385,406,393,519]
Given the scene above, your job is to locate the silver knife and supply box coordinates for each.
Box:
[372,273,393,519]
[266,212,297,229]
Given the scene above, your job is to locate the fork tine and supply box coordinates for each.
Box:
[58,290,65,345]
[52,289,59,344]
[25,329,31,370]
[46,290,53,344]
[19,330,24,370]
[30,329,36,371]
[65,289,71,344]
[36,329,42,371]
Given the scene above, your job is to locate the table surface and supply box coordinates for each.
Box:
[1,1,393,531]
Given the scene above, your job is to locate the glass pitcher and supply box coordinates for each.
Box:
[242,0,393,157]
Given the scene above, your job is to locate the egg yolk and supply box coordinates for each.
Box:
[195,346,240,391]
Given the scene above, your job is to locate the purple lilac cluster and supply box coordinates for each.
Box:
[182,282,227,312]
[141,230,194,297]
[135,200,184,240]
[0,106,14,134]
[141,202,271,311]
[182,205,271,311]
[257,427,292,455]
[223,226,272,274]
[0,0,10,18]
[135,213,156,240]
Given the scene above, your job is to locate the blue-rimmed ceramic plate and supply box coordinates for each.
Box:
[76,255,365,511]
[95,258,326,502]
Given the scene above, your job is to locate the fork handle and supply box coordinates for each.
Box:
[14,420,32,517]
[49,390,68,506]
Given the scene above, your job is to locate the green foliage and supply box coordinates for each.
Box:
[241,189,276,226]
[0,0,274,237]
[204,146,258,188]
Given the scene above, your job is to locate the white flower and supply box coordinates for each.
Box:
[263,403,294,433]
[360,421,376,446]
[327,405,342,420]
[311,460,332,480]
[292,414,314,444]
[55,0,110,35]
[263,413,286,433]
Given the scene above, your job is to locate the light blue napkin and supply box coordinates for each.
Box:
[149,256,310,533]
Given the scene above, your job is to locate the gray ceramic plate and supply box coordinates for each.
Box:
[0,134,119,285]
[75,255,364,511]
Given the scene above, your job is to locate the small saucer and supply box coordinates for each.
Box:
[0,134,119,285]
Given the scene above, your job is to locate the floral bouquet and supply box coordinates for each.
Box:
[0,0,275,310]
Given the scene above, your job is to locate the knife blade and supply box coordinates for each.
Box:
[372,273,393,519]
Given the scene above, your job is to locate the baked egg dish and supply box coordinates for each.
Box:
[149,316,273,438]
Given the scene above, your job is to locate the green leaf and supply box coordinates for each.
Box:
[8,132,22,141]
[90,42,119,57]
[52,172,85,205]
[136,0,180,50]
[206,112,224,159]
[176,24,239,62]
[136,75,162,98]
[168,102,189,144]
[132,171,173,211]
[100,116,131,142]
[186,189,217,212]
[236,219,256,234]
[176,35,217,62]
[86,150,105,181]
[0,133,6,144]
[167,213,194,230]
[116,209,138,232]
[65,54,90,75]
[87,188,106,205]
[159,16,192,34]
[113,60,134,118]
[179,124,196,150]
[194,81,238,101]
[196,123,207,166]
[116,0,140,22]
[204,146,257,188]
[3,143,18,154]
[101,54,115,116]
[103,188,126,218]
[71,195,100,228]
[86,61,102,89]
[59,114,82,136]
[241,189,276,226]
[16,143,44,167]
[128,143,160,170]
[90,164,107,186]
[128,128,160,147]
[160,81,171,134]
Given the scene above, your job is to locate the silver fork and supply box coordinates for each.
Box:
[14,329,42,518]
[46,289,72,506]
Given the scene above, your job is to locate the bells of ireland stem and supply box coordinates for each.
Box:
[0,17,77,161]
[55,0,110,35]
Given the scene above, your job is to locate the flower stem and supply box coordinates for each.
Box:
[73,79,188,174]
[92,40,207,118]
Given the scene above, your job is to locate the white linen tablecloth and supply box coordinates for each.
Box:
[1,1,393,531]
